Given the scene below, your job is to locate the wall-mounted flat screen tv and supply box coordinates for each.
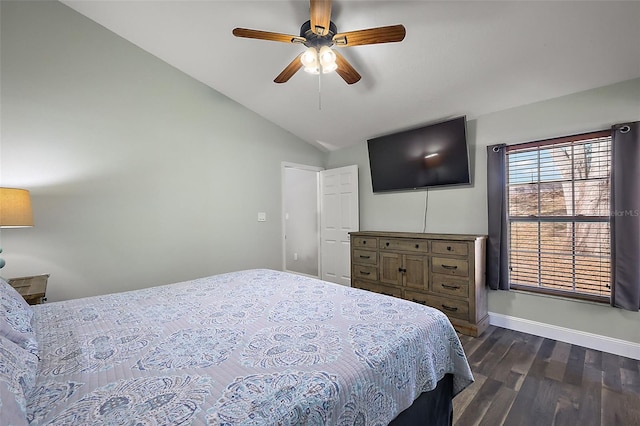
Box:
[367,116,470,192]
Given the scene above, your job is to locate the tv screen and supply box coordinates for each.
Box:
[367,116,470,192]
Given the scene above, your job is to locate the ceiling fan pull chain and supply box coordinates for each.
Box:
[318,71,322,110]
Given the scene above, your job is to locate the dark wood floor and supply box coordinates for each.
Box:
[453,326,640,426]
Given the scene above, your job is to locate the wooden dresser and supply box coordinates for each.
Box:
[350,231,488,336]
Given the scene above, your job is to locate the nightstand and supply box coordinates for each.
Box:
[7,274,49,305]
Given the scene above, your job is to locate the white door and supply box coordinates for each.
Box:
[320,165,359,286]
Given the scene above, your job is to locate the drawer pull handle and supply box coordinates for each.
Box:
[359,271,371,276]
[447,246,452,251]
[359,255,371,259]
[398,268,407,273]
[441,304,458,312]
[385,242,390,247]
[441,284,460,290]
[363,240,367,245]
[441,264,458,270]
[412,299,426,305]
[415,244,420,249]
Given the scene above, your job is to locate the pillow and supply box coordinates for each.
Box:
[0,334,38,426]
[0,277,37,354]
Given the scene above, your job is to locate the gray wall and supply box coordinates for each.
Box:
[327,78,640,344]
[0,1,325,301]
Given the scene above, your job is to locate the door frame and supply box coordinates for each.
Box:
[281,162,324,278]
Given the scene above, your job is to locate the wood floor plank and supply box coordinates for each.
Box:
[465,326,506,369]
[502,369,525,392]
[601,387,640,425]
[563,344,586,386]
[455,326,640,426]
[473,329,523,378]
[503,376,561,426]
[552,382,582,426]
[621,355,638,371]
[621,366,640,395]
[576,348,603,424]
[525,337,557,378]
[584,348,603,373]
[544,339,571,381]
[477,385,517,426]
[452,373,487,424]
[492,331,543,391]
[457,326,496,359]
[455,377,503,426]
[602,351,623,392]
[500,338,560,425]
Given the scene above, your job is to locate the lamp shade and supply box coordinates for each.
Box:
[0,188,34,227]
[318,46,337,73]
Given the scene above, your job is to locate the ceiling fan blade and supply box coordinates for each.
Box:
[274,53,304,84]
[310,0,332,36]
[334,51,361,85]
[333,24,406,47]
[233,28,306,44]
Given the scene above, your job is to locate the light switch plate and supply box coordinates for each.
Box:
[257,212,267,222]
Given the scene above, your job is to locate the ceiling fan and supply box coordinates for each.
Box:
[232,0,406,85]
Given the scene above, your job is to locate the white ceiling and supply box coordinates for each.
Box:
[62,0,640,151]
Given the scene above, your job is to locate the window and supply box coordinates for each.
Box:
[506,130,612,302]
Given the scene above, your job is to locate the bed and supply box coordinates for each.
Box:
[1,269,473,425]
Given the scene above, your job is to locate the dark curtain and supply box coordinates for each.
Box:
[611,121,640,311]
[486,144,509,290]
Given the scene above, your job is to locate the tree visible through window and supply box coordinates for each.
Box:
[506,130,611,301]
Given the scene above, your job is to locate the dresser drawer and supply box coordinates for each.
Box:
[431,241,469,256]
[406,290,469,321]
[380,238,429,253]
[353,265,378,281]
[352,236,378,249]
[354,280,402,298]
[405,290,430,307]
[431,257,469,277]
[353,249,377,265]
[428,294,470,321]
[432,274,470,298]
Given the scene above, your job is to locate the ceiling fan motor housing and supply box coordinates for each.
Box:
[300,20,337,48]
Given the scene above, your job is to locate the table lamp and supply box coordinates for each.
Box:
[0,188,34,269]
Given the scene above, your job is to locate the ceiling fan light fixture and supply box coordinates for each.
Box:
[321,61,337,73]
[318,46,337,73]
[301,47,320,74]
[300,47,317,66]
[304,65,320,75]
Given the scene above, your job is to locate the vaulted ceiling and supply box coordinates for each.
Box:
[62,0,640,151]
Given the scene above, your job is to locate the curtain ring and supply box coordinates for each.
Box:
[492,146,501,152]
[620,125,630,134]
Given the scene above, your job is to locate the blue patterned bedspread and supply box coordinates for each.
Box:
[27,269,473,425]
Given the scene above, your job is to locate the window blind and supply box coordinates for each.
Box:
[506,132,611,300]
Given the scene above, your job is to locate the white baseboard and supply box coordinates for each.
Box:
[489,312,640,360]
